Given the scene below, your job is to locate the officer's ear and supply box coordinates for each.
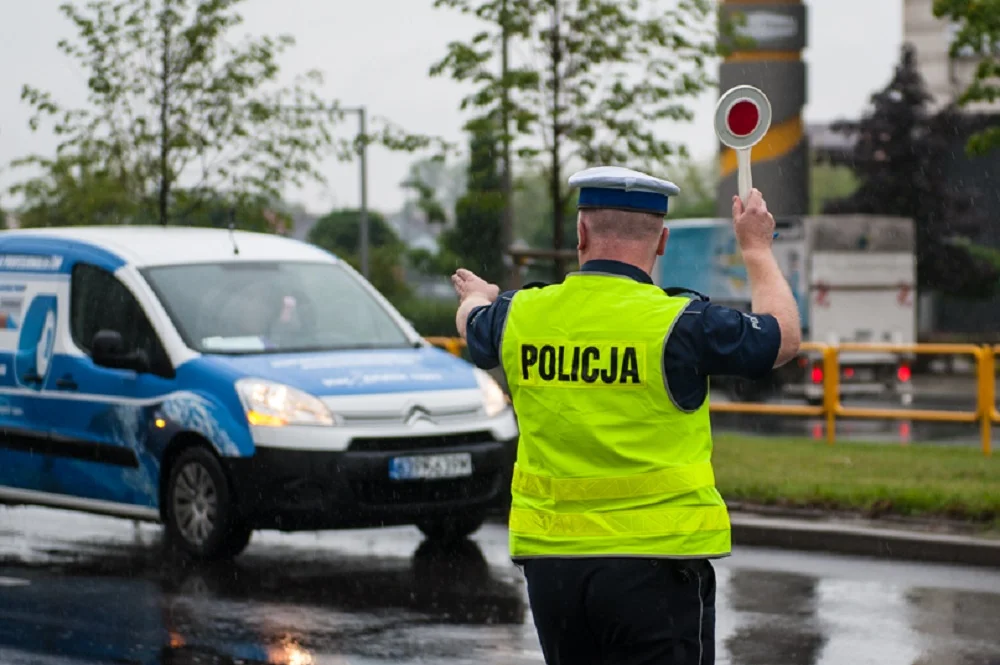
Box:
[577,215,588,252]
[656,226,669,257]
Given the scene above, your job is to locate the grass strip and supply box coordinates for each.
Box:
[713,435,1000,524]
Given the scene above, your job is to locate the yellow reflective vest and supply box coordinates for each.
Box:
[500,272,731,559]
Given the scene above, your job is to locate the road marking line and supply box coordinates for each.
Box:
[0,576,29,587]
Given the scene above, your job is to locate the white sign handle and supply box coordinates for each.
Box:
[737,147,752,206]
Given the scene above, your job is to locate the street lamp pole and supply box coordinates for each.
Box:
[340,106,370,279]
[244,102,370,277]
[358,108,369,279]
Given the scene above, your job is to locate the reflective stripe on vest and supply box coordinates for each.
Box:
[500,272,731,559]
[512,461,716,502]
[509,505,731,537]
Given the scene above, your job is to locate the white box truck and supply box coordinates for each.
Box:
[654,215,917,404]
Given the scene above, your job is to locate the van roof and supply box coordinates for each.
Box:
[0,226,337,269]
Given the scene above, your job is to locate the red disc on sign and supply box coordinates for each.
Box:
[715,85,771,150]
[727,100,760,137]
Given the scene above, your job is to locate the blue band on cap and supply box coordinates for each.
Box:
[577,187,669,215]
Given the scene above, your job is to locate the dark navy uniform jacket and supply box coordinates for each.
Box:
[464,259,781,411]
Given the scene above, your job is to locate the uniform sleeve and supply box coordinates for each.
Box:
[464,290,516,370]
[668,300,782,379]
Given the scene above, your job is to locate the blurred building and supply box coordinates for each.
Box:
[806,122,855,162]
[904,0,1000,113]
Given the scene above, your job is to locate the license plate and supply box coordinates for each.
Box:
[848,368,875,382]
[389,453,473,481]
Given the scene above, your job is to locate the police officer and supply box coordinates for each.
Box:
[451,166,801,665]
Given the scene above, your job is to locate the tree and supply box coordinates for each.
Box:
[171,192,292,233]
[439,118,505,283]
[822,44,997,297]
[12,151,288,232]
[307,209,411,300]
[400,157,467,224]
[11,0,439,228]
[12,153,144,227]
[933,0,1000,155]
[666,160,716,220]
[401,176,449,226]
[809,162,858,215]
[431,0,717,280]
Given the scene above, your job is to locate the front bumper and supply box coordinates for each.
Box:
[223,431,516,531]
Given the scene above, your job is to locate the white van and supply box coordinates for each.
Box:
[0,226,518,559]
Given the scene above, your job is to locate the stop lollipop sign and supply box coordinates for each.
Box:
[715,85,772,206]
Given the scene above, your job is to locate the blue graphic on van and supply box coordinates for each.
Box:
[15,294,58,389]
[0,381,250,509]
[0,236,125,274]
[0,345,478,509]
[73,392,242,507]
[0,283,25,330]
[158,392,242,456]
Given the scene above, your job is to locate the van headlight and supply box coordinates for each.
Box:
[475,369,509,418]
[235,379,335,427]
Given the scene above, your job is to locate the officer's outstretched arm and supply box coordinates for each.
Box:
[455,294,492,341]
[733,190,802,368]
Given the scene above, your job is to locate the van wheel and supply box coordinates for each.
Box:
[417,515,485,542]
[165,447,252,560]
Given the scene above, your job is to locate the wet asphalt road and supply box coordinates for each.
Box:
[1,507,999,665]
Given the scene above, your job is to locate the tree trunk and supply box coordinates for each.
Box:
[158,10,171,227]
[549,2,564,282]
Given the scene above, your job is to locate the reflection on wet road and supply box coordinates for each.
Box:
[1,507,999,664]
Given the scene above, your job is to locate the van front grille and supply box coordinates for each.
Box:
[347,431,494,453]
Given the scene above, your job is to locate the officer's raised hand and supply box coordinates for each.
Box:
[451,268,500,342]
[451,268,499,303]
[732,188,775,255]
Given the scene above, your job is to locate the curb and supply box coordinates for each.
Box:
[730,513,1000,569]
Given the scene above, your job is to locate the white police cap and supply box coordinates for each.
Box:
[569,166,681,217]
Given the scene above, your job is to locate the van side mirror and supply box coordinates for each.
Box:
[91,329,149,373]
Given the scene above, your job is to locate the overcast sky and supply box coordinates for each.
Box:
[0,0,903,216]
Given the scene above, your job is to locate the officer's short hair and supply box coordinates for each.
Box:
[580,208,664,242]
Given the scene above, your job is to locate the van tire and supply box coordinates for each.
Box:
[165,447,252,560]
[417,515,485,542]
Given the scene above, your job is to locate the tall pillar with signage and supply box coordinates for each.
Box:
[717,1,809,218]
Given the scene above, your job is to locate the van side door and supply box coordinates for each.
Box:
[31,262,176,510]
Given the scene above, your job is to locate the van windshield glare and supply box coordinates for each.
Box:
[141,261,413,354]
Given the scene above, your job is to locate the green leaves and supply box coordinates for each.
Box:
[307,209,412,300]
[432,0,717,278]
[933,0,1000,154]
[11,0,440,229]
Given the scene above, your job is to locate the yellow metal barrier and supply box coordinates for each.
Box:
[425,336,467,357]
[425,337,994,456]
[709,342,828,418]
[990,345,1000,457]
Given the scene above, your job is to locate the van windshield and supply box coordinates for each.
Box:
[141,261,413,354]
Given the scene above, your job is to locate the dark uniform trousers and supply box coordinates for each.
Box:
[522,557,716,665]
